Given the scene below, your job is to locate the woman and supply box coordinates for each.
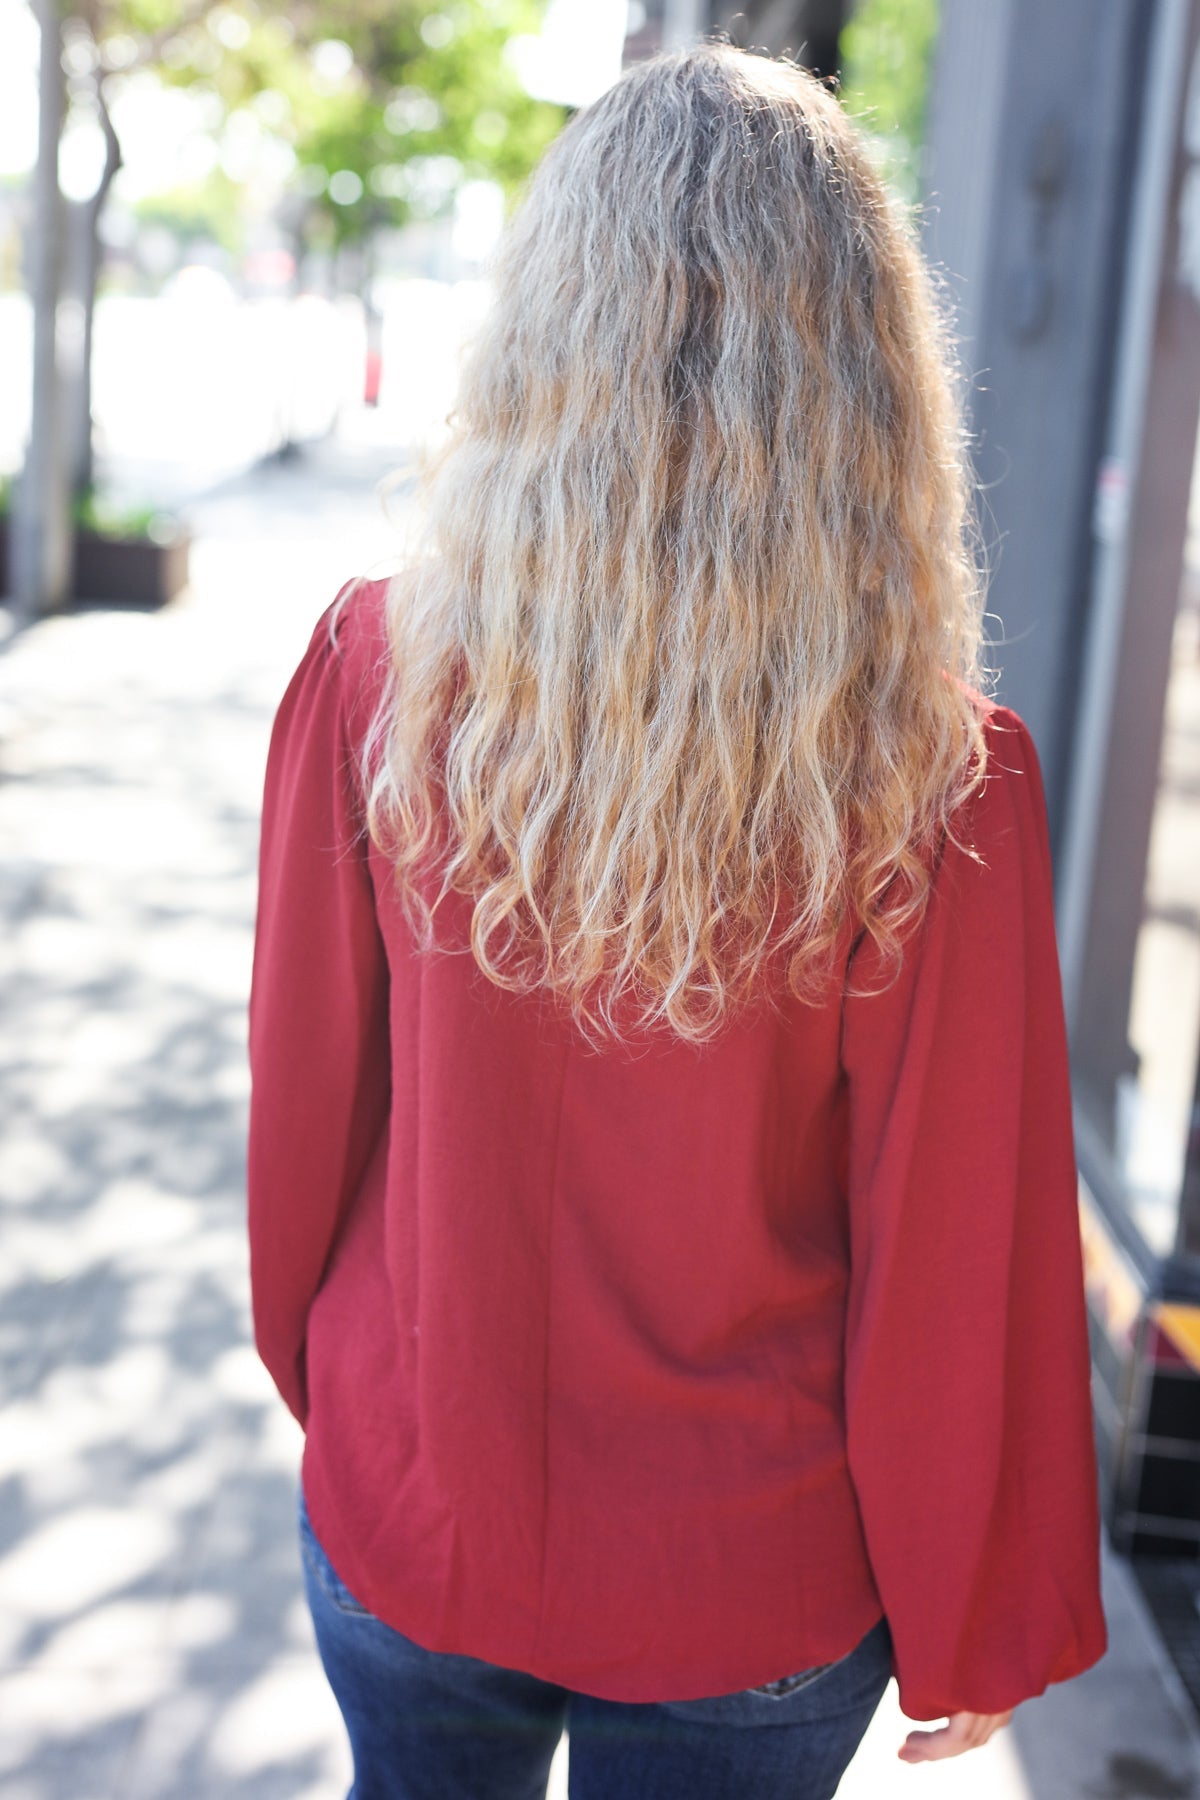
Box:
[247,41,1108,1800]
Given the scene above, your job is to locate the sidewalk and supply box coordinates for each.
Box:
[2,423,1199,1798]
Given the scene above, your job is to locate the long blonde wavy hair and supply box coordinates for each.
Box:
[355,40,994,1049]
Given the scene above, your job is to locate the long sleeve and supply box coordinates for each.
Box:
[247,596,391,1427]
[840,703,1108,1722]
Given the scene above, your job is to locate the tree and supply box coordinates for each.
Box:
[838,0,939,206]
[13,0,562,620]
[61,9,123,502]
[115,0,564,265]
[11,0,71,622]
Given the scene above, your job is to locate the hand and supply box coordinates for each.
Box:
[897,1709,1013,1762]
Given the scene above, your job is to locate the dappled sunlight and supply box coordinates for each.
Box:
[0,445,412,1796]
[209,1661,353,1778]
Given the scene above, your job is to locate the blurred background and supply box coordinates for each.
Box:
[3,1,1200,1795]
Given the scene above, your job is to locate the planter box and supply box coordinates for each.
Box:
[0,519,191,609]
[72,525,191,608]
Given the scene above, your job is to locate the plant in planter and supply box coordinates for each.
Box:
[0,475,191,609]
[70,488,192,609]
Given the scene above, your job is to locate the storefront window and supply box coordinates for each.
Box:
[1102,462,1200,1258]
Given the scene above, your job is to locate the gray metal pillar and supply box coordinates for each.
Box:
[709,2,846,73]
[662,0,708,50]
[1064,0,1200,1190]
[919,0,1149,850]
[625,1,848,71]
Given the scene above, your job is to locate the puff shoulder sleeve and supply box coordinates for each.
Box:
[840,702,1108,1722]
[247,588,391,1427]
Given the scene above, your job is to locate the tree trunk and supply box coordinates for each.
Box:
[66,73,122,506]
[12,0,71,621]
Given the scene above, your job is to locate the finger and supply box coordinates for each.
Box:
[898,1710,1014,1761]
[966,1709,1014,1747]
[897,1727,951,1761]
[897,1719,974,1762]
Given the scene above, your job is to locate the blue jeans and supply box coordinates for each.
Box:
[298,1478,893,1800]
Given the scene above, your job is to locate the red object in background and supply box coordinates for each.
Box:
[364,305,384,406]
[247,576,1109,1722]
[1143,1314,1194,1369]
[364,346,383,407]
[243,247,296,290]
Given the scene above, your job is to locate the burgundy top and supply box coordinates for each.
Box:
[247,575,1108,1721]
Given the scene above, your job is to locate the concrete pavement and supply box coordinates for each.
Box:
[2,418,1199,1797]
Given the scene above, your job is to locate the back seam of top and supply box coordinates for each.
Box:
[531,1031,572,1666]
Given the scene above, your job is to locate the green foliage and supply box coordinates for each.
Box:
[97,0,566,252]
[72,486,178,541]
[838,0,939,208]
[132,169,247,258]
[0,474,177,540]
